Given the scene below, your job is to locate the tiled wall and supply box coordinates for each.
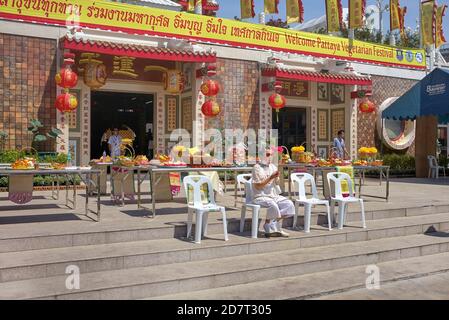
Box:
[358,75,417,155]
[0,33,57,151]
[204,58,260,132]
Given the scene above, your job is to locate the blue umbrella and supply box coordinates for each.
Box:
[382,68,449,120]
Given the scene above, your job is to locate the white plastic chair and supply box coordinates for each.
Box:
[236,173,252,206]
[183,175,228,244]
[428,155,446,179]
[291,173,332,232]
[327,172,366,230]
[239,180,261,239]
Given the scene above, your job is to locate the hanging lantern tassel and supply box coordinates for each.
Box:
[269,93,286,122]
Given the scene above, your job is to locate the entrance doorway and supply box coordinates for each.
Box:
[91,91,154,159]
[273,107,307,150]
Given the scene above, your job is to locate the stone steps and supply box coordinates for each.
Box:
[0,203,448,253]
[1,212,448,283]
[150,251,449,300]
[1,232,449,299]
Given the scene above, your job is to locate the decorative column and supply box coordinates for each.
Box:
[80,83,91,165]
[156,93,165,154]
[349,86,358,159]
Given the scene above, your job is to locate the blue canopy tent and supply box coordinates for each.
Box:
[381,67,449,177]
[382,68,449,120]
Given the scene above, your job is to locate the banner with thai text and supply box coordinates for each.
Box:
[0,0,426,69]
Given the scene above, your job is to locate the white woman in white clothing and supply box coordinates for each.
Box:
[251,148,295,237]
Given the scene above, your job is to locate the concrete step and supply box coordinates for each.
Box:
[1,203,448,253]
[1,232,449,299]
[1,212,449,283]
[151,251,449,300]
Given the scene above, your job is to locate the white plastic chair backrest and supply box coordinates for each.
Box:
[291,173,319,201]
[243,180,254,204]
[183,175,215,208]
[327,172,354,198]
[237,174,252,192]
[427,155,438,168]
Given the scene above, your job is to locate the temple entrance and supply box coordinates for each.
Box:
[273,107,307,151]
[90,91,154,159]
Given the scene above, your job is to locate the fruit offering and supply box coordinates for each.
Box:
[353,160,368,166]
[12,158,35,170]
[156,154,171,163]
[115,156,134,167]
[51,163,66,170]
[134,155,150,166]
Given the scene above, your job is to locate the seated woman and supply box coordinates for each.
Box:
[251,147,295,237]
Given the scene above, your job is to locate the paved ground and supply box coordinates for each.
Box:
[318,271,449,300]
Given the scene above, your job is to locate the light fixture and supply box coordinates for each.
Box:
[145,100,153,104]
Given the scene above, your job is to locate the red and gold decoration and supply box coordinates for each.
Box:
[241,0,255,19]
[78,53,107,90]
[55,92,78,113]
[398,5,407,40]
[200,79,220,96]
[201,100,221,117]
[326,0,343,32]
[349,0,366,29]
[264,0,279,14]
[163,69,185,94]
[286,0,304,24]
[55,52,78,113]
[269,92,286,122]
[436,4,447,48]
[359,97,375,113]
[421,0,436,46]
[144,66,184,94]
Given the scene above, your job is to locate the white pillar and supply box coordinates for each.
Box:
[259,12,266,24]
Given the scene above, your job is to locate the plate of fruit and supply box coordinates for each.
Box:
[157,161,187,168]
[11,158,35,170]
[134,155,150,166]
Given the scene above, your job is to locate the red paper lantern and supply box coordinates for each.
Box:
[55,66,78,89]
[269,93,286,111]
[55,92,78,113]
[359,98,375,113]
[200,80,220,97]
[201,100,221,117]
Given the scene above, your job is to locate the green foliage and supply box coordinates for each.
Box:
[438,155,449,168]
[382,153,415,171]
[34,134,48,142]
[0,175,81,188]
[0,151,68,164]
[0,150,21,163]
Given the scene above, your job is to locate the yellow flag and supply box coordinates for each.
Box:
[287,0,304,24]
[349,0,365,29]
[390,0,400,31]
[436,5,447,48]
[421,0,436,46]
[264,0,279,14]
[326,0,342,32]
[241,0,255,19]
[398,6,407,39]
[187,0,195,12]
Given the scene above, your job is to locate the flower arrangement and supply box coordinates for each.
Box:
[291,146,305,153]
[359,147,378,160]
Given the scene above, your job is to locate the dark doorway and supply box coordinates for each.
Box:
[273,107,307,150]
[91,91,154,159]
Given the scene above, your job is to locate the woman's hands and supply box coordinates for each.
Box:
[254,170,279,190]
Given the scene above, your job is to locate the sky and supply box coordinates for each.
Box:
[217,0,449,43]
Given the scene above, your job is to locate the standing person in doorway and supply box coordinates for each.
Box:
[146,128,154,159]
[333,129,348,159]
[108,128,122,158]
[101,129,111,156]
